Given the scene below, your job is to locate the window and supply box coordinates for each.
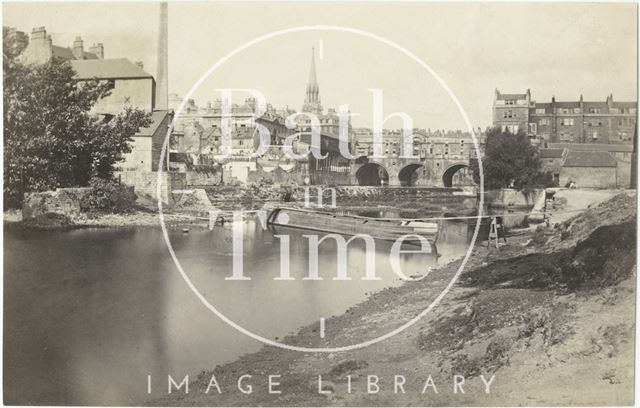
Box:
[561,118,574,126]
[540,118,550,125]
[536,108,545,114]
[562,108,571,114]
[505,100,515,105]
[503,110,515,119]
[589,108,601,114]
[592,131,598,140]
[444,144,449,155]
[573,108,581,114]
[529,123,537,134]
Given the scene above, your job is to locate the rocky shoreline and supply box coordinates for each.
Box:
[4,209,212,230]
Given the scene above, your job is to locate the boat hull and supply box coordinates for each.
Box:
[266,206,438,243]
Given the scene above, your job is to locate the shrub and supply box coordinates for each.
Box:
[80,178,137,214]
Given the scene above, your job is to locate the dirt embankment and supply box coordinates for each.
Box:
[154,193,635,406]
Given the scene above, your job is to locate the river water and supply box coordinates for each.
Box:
[4,216,474,405]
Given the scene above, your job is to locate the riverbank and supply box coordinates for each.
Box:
[3,208,212,229]
[153,192,636,406]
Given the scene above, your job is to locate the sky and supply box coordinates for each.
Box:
[3,1,638,130]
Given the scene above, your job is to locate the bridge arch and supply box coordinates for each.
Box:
[355,163,390,186]
[398,163,424,186]
[442,163,469,187]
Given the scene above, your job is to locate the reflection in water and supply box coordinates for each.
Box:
[4,216,473,405]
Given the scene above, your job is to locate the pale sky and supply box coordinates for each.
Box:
[3,2,638,130]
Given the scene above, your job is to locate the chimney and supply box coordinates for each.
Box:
[72,36,84,59]
[89,43,104,59]
[155,1,168,110]
[135,61,144,69]
[30,26,47,41]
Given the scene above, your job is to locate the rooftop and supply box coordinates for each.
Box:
[539,148,565,159]
[136,110,171,137]
[548,142,633,153]
[562,150,617,168]
[70,58,153,80]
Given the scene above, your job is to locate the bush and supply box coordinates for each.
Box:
[80,178,137,214]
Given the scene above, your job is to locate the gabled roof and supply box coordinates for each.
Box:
[81,51,98,60]
[539,148,565,159]
[52,46,98,61]
[613,102,637,109]
[563,151,617,168]
[136,110,171,137]
[553,102,580,109]
[70,58,153,80]
[582,102,609,109]
[51,45,75,60]
[548,142,633,153]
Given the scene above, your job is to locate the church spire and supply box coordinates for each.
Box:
[308,47,318,89]
[302,47,322,114]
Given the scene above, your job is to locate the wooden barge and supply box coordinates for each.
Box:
[265,205,438,243]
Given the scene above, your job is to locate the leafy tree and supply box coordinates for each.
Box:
[3,33,151,208]
[470,127,554,190]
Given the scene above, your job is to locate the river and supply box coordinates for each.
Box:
[4,216,474,405]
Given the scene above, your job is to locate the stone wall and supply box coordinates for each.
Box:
[560,167,617,189]
[298,186,469,206]
[247,166,306,185]
[116,171,187,204]
[186,168,222,186]
[22,188,91,219]
[616,159,632,188]
[483,188,546,228]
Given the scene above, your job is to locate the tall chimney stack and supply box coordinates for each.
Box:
[73,36,84,59]
[156,1,168,110]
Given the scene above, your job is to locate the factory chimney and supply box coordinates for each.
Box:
[156,1,168,110]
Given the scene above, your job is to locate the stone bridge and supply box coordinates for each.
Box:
[350,156,472,187]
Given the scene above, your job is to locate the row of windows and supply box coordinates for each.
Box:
[534,118,632,127]
[503,110,516,119]
[533,107,637,115]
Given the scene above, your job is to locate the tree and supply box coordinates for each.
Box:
[470,127,553,190]
[3,35,152,208]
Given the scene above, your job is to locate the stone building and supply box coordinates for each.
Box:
[20,26,104,65]
[493,89,637,145]
[548,142,633,188]
[538,148,565,185]
[351,128,477,187]
[71,58,156,115]
[120,110,173,172]
[559,150,618,188]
